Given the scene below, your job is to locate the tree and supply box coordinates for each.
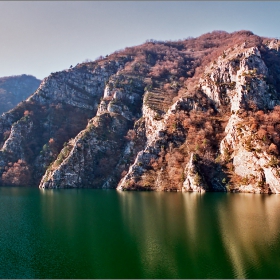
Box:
[2,159,31,186]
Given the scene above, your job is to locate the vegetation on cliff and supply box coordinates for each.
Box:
[1,30,280,193]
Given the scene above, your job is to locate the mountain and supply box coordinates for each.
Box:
[0,75,41,114]
[1,30,280,193]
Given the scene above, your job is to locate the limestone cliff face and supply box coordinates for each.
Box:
[0,60,125,185]
[39,73,145,188]
[220,114,280,193]
[200,46,278,111]
[1,31,280,193]
[199,45,280,193]
[2,116,33,160]
[117,42,280,193]
[29,62,120,110]
[117,97,193,191]
[182,153,208,192]
[40,113,130,188]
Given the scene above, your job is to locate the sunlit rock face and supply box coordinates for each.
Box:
[39,72,145,189]
[200,46,274,112]
[201,45,280,194]
[182,153,208,192]
[117,41,280,193]
[1,31,280,192]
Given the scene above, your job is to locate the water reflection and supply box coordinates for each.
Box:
[216,194,280,278]
[1,188,280,278]
[117,192,180,278]
[181,192,204,243]
[117,191,280,278]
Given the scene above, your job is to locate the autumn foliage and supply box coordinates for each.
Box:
[2,160,31,186]
[1,30,280,188]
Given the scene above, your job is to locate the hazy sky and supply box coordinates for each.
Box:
[0,1,279,80]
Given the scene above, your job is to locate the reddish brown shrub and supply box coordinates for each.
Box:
[2,160,31,186]
[269,143,279,155]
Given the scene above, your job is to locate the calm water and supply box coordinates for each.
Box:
[0,188,280,278]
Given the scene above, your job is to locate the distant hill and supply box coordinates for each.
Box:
[0,75,41,114]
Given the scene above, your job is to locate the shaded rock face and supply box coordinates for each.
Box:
[1,31,280,193]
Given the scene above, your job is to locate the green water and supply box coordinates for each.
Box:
[0,188,280,278]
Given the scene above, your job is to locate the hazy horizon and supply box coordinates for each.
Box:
[0,1,279,80]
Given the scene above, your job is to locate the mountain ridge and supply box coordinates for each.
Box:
[0,74,41,115]
[1,30,280,193]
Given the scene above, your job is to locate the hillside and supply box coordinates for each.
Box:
[0,75,41,114]
[1,30,280,193]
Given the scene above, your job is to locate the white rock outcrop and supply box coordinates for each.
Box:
[202,46,280,193]
[183,153,207,192]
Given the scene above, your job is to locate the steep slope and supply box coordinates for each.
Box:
[201,42,280,193]
[0,60,124,185]
[0,75,41,114]
[39,74,146,188]
[1,30,280,193]
[118,41,280,193]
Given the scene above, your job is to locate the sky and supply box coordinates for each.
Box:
[0,1,280,80]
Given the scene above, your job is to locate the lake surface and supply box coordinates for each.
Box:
[0,188,280,278]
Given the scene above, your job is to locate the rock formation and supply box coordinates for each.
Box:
[1,30,280,193]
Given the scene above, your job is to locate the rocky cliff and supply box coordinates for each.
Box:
[1,31,280,193]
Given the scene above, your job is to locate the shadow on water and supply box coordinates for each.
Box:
[0,188,280,278]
